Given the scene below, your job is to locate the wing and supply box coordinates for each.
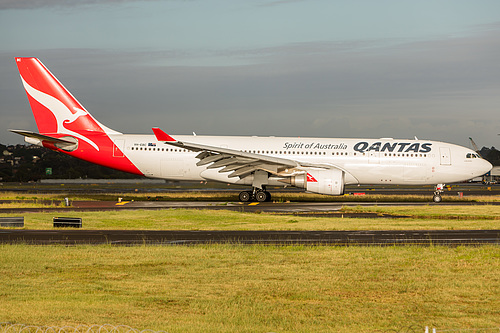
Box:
[152,128,330,179]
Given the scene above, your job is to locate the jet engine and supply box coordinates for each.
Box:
[282,168,345,195]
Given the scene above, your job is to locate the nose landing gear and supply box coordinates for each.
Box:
[433,184,444,203]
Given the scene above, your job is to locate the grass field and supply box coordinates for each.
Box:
[1,204,500,230]
[1,195,499,331]
[0,244,498,332]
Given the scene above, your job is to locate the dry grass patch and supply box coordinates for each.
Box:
[342,205,500,220]
[0,245,498,332]
[0,192,97,202]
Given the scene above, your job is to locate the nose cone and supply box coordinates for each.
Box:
[477,159,493,177]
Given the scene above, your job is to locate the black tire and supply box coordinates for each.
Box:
[239,191,252,202]
[255,191,268,202]
[433,194,442,203]
[265,191,272,202]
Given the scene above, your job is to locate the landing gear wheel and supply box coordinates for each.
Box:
[264,191,271,202]
[432,184,444,203]
[239,191,252,202]
[433,194,442,203]
[255,191,268,202]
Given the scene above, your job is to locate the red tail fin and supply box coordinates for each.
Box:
[15,57,121,150]
[15,57,143,176]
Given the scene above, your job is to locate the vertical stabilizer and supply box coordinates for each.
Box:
[14,57,142,175]
[16,58,107,134]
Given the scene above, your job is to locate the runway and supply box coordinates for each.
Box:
[1,199,500,214]
[2,186,499,246]
[2,200,499,246]
[73,199,500,214]
[4,182,499,196]
[0,229,498,246]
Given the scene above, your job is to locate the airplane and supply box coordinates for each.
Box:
[11,57,492,203]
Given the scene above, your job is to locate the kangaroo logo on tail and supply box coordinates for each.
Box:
[15,57,120,151]
[13,57,143,176]
[19,75,100,150]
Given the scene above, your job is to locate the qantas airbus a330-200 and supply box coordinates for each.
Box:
[11,58,492,203]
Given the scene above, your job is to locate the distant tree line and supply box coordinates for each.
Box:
[1,143,499,182]
[0,144,142,182]
[479,147,500,166]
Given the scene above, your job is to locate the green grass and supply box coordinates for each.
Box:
[0,245,498,332]
[1,207,500,230]
[1,203,498,331]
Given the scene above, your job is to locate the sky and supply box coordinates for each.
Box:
[1,0,500,148]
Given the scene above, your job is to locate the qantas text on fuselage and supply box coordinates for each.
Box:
[283,141,430,153]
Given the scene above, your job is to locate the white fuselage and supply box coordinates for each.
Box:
[14,57,493,198]
[110,134,491,186]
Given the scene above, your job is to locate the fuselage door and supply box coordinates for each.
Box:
[113,139,125,157]
[439,147,451,165]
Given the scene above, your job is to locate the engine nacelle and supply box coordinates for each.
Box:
[285,169,345,195]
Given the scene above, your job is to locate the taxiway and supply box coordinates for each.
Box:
[1,229,498,246]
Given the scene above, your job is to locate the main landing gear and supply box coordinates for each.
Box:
[239,188,272,202]
[433,184,444,203]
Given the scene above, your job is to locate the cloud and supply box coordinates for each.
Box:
[0,0,160,10]
[256,0,307,8]
[2,27,500,147]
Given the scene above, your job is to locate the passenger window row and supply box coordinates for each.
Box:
[131,147,188,152]
[129,146,427,158]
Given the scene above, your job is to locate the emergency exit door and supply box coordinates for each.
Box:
[440,147,451,165]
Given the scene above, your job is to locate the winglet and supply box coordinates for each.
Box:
[152,128,176,142]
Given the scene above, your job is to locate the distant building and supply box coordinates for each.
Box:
[484,166,500,184]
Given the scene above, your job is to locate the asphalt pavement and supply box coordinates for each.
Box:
[1,229,498,246]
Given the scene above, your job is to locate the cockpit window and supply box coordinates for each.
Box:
[466,153,481,159]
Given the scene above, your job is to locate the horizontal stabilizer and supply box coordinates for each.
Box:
[10,129,78,151]
[10,129,76,144]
